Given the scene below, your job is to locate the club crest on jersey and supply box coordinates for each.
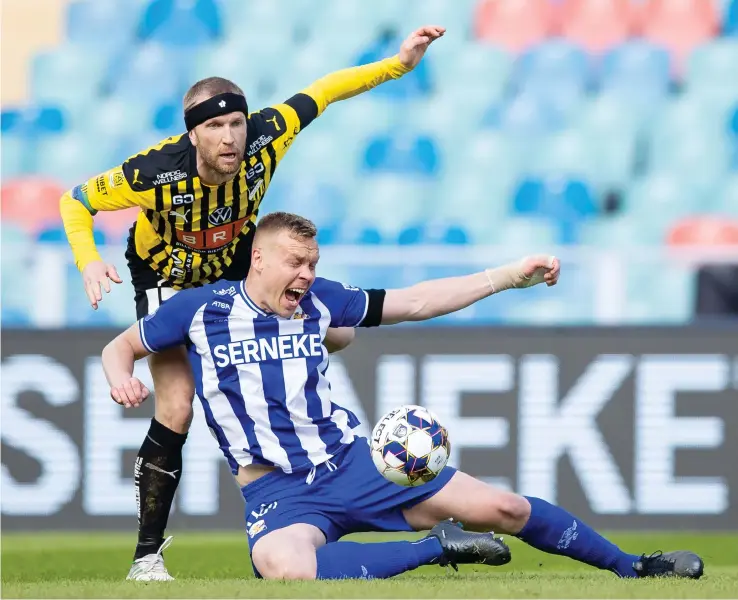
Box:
[209,206,233,226]
[109,170,125,188]
[291,307,307,320]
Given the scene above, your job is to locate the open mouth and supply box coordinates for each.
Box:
[220,152,237,162]
[284,287,306,305]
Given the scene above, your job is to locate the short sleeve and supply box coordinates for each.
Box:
[310,278,382,328]
[138,290,202,353]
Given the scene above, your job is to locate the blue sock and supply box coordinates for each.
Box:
[315,537,443,580]
[517,496,640,578]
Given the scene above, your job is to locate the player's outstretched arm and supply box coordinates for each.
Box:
[380,255,560,325]
[102,323,152,408]
[300,25,445,115]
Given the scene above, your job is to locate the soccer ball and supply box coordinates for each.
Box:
[370,405,451,487]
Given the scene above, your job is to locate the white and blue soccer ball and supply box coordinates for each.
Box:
[370,405,451,487]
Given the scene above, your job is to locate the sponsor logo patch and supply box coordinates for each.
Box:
[247,519,266,538]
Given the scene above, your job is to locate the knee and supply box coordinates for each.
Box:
[496,493,531,532]
[252,547,316,580]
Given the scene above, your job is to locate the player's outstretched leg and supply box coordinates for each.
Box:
[405,472,704,579]
[252,523,509,580]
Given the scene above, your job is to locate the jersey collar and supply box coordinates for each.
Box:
[240,280,272,317]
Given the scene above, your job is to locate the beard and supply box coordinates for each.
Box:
[202,148,242,176]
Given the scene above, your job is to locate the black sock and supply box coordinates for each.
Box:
[133,418,187,560]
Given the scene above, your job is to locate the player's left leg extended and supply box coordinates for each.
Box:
[403,471,704,579]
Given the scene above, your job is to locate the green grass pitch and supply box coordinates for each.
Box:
[2,531,737,598]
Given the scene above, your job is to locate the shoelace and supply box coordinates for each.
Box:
[133,536,174,572]
[305,459,337,485]
[638,551,673,575]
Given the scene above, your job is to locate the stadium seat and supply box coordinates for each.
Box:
[621,173,702,232]
[530,129,598,183]
[82,98,156,139]
[516,40,591,111]
[600,41,672,123]
[220,0,316,40]
[31,45,107,103]
[686,40,738,109]
[492,217,559,249]
[474,0,554,53]
[1,135,30,178]
[717,176,738,216]
[1,178,66,233]
[108,43,188,103]
[408,0,477,39]
[578,214,665,247]
[641,0,720,74]
[1,223,33,326]
[1,106,67,136]
[362,133,440,176]
[428,43,513,105]
[396,223,470,245]
[137,0,221,46]
[625,265,695,324]
[667,217,738,245]
[347,176,427,237]
[557,0,635,54]
[512,176,598,242]
[66,0,140,49]
[34,133,118,187]
[491,93,565,137]
[726,0,738,34]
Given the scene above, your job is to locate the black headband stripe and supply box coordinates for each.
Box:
[184,92,249,131]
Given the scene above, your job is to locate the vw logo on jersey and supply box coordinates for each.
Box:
[208,206,233,226]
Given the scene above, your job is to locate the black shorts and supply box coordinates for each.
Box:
[125,224,253,319]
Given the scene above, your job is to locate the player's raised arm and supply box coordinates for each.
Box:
[299,25,445,117]
[380,255,561,325]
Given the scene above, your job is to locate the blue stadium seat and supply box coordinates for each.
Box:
[108,43,187,103]
[408,0,476,37]
[348,176,427,236]
[396,223,470,245]
[725,0,738,34]
[1,106,67,136]
[362,133,440,176]
[601,41,671,123]
[138,0,221,46]
[34,133,118,186]
[260,179,347,232]
[621,173,701,233]
[685,40,738,109]
[531,129,597,183]
[1,135,31,178]
[513,177,597,243]
[578,215,665,247]
[516,41,590,112]
[488,93,564,137]
[66,0,140,49]
[31,46,108,103]
[718,176,738,215]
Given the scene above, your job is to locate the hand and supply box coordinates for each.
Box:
[398,25,446,70]
[517,255,560,288]
[110,377,150,408]
[82,260,122,310]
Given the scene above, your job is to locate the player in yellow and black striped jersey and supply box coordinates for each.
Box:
[59,25,446,580]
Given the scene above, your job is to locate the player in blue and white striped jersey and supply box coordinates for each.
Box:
[102,212,704,582]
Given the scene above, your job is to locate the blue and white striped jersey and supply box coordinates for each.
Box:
[138,278,382,475]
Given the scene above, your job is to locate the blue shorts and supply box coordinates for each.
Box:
[240,437,456,552]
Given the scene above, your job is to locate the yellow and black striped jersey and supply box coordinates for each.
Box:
[61,55,412,288]
[72,94,315,288]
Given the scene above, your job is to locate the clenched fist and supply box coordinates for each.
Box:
[110,377,150,408]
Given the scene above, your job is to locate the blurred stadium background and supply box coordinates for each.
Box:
[3,0,738,328]
[2,0,737,548]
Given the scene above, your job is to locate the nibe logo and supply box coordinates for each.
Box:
[208,206,233,226]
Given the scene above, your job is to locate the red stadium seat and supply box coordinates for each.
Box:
[1,178,66,233]
[667,217,738,245]
[557,0,635,54]
[641,0,720,74]
[474,0,554,53]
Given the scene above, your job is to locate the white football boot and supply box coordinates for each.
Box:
[126,536,175,581]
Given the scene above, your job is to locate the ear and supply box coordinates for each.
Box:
[251,246,263,273]
[188,129,198,146]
